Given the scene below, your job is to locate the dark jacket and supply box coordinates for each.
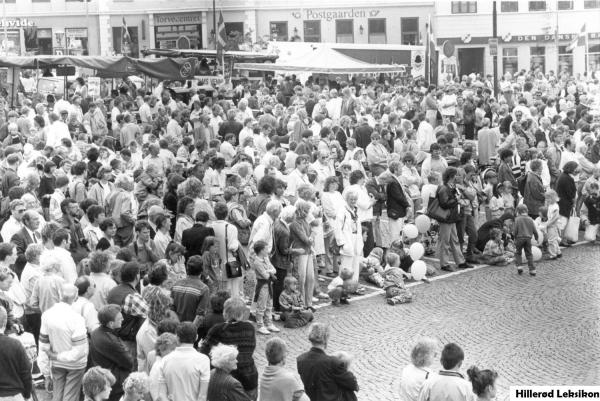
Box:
[106,283,145,342]
[584,195,600,225]
[386,178,409,220]
[523,171,545,216]
[57,214,89,264]
[218,120,243,142]
[181,224,215,260]
[10,227,36,278]
[556,173,576,217]
[290,218,312,252]
[296,347,359,401]
[353,124,373,150]
[89,326,133,401]
[207,368,250,401]
[561,117,576,133]
[271,219,292,270]
[365,178,386,217]
[437,184,461,223]
[0,334,32,399]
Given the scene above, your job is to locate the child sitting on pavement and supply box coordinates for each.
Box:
[328,268,354,306]
[360,247,385,288]
[278,276,314,328]
[382,252,414,305]
[481,228,514,265]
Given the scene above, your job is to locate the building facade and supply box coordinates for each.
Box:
[434,0,600,78]
[1,0,433,57]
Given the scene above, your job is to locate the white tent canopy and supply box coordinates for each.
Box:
[234,46,405,74]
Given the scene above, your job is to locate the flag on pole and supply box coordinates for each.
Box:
[567,23,586,52]
[426,15,437,84]
[216,10,227,72]
[122,17,131,43]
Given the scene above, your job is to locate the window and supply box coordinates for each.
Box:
[501,1,518,11]
[303,21,321,42]
[65,28,88,55]
[336,19,354,43]
[584,0,600,8]
[224,22,244,37]
[502,47,518,75]
[368,19,386,44]
[530,46,545,72]
[401,17,419,45]
[270,21,288,41]
[558,45,573,75]
[557,1,573,9]
[528,1,546,11]
[451,2,477,13]
[36,28,53,55]
[112,26,139,57]
[589,44,600,74]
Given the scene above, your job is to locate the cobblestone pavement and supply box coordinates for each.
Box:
[251,242,600,401]
[33,243,600,401]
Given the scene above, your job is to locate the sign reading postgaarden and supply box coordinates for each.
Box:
[292,8,381,21]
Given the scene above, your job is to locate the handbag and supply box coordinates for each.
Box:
[563,210,580,243]
[426,189,451,223]
[224,224,243,279]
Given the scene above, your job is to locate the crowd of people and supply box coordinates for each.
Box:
[0,65,599,401]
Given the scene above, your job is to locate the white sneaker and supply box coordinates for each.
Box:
[267,324,280,333]
[257,326,271,335]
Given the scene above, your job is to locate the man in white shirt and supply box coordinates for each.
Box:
[0,200,25,244]
[158,90,177,114]
[559,137,577,170]
[311,150,336,194]
[72,276,99,335]
[53,93,72,117]
[326,89,342,123]
[39,283,88,401]
[166,110,183,138]
[158,322,210,401]
[416,112,435,152]
[418,343,475,401]
[284,155,311,204]
[139,95,156,128]
[42,228,78,285]
[46,112,71,148]
[238,118,255,148]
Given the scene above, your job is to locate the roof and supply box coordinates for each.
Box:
[141,49,278,62]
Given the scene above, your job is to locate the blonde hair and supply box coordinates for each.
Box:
[283,276,297,291]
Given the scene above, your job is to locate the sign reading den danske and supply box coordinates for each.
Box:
[292,8,381,21]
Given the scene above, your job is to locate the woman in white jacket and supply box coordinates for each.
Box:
[334,190,364,290]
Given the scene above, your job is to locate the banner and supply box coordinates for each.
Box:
[37,76,62,95]
[195,75,225,86]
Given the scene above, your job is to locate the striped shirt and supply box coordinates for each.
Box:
[39,302,88,370]
[170,277,210,322]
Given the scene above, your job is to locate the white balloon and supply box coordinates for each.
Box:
[411,260,427,281]
[521,246,542,262]
[409,242,425,260]
[403,224,419,239]
[415,215,431,233]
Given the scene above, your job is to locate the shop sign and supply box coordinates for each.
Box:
[155,14,202,26]
[0,18,35,28]
[292,8,381,21]
[438,32,600,45]
[195,75,225,86]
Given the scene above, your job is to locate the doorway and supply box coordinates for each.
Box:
[458,47,484,76]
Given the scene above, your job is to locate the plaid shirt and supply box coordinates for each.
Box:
[122,292,148,318]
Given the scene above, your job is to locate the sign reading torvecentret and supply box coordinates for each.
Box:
[511,387,600,400]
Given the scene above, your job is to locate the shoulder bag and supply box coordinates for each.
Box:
[224,223,243,278]
[426,188,452,223]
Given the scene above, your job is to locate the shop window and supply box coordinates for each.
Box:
[401,17,419,45]
[65,28,88,56]
[528,1,546,11]
[502,47,518,75]
[336,19,354,43]
[530,46,545,72]
[112,26,139,57]
[557,1,573,9]
[303,20,321,43]
[589,44,600,73]
[451,2,477,13]
[501,1,519,12]
[558,45,573,76]
[270,21,288,42]
[584,0,600,8]
[36,28,53,55]
[368,19,386,44]
[224,22,244,37]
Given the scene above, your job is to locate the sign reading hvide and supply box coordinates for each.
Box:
[488,38,498,56]
[88,77,101,99]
